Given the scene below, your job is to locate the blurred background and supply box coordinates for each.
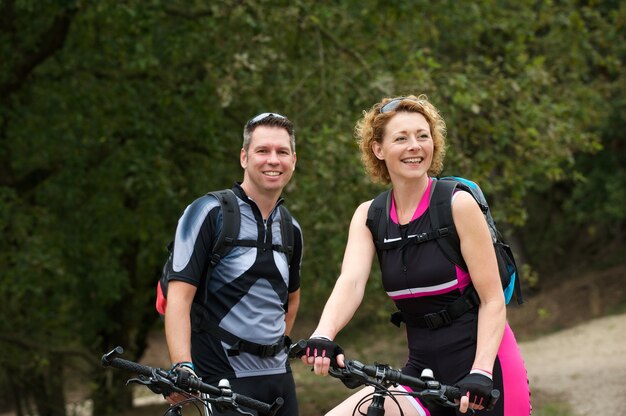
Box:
[1,1,624,415]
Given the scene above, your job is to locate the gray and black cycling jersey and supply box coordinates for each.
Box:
[167,183,303,382]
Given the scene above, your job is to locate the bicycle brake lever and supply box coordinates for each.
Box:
[329,363,370,389]
[126,376,163,394]
[126,374,176,396]
[415,386,460,410]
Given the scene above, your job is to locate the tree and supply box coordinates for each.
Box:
[0,0,622,414]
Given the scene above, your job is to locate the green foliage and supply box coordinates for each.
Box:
[0,0,623,414]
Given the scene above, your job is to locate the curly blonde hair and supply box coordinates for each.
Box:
[355,94,447,184]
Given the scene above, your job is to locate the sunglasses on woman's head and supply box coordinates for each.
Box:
[379,97,423,113]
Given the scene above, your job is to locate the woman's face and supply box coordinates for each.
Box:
[372,112,434,183]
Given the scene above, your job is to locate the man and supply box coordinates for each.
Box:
[165,113,302,415]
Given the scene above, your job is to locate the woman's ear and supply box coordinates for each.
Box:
[372,141,384,160]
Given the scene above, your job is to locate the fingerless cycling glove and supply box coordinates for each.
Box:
[456,372,494,408]
[304,336,344,367]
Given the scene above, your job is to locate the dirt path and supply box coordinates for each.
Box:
[519,312,626,415]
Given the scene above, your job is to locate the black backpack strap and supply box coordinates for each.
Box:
[367,187,455,253]
[208,190,295,264]
[278,205,295,264]
[429,179,467,271]
[207,189,241,267]
[366,190,392,250]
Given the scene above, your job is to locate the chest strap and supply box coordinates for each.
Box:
[374,228,452,251]
[191,303,288,358]
[390,287,480,329]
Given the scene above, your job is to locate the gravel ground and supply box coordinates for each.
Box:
[519,313,626,415]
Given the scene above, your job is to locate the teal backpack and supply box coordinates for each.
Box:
[366,176,523,329]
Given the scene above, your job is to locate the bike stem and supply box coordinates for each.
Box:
[367,386,387,416]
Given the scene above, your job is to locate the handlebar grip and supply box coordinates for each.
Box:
[102,347,283,416]
[288,339,308,358]
[487,389,500,410]
[235,394,283,416]
[103,356,155,378]
[443,385,461,401]
[445,386,500,408]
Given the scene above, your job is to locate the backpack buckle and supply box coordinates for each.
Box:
[256,341,282,358]
[423,310,452,329]
[227,342,241,357]
[257,345,273,358]
[210,253,222,267]
[390,311,403,328]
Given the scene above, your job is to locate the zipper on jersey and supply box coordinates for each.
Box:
[263,218,270,251]
[262,204,280,251]
[400,224,409,275]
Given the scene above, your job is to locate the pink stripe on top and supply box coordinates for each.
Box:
[390,178,434,224]
[456,265,472,292]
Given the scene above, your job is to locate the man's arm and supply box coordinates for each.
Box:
[164,280,198,364]
[285,289,300,336]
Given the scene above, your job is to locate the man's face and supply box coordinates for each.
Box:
[240,125,296,195]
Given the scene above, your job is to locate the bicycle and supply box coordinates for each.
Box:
[289,339,500,416]
[101,346,284,416]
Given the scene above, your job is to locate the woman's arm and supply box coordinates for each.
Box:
[305,201,377,374]
[453,191,506,373]
[312,201,377,338]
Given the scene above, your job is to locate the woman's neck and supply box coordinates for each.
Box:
[392,176,431,224]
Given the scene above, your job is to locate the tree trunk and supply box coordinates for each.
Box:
[32,356,67,416]
[91,367,134,416]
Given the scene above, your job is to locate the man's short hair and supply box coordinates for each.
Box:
[243,113,295,152]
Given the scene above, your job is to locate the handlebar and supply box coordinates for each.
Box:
[329,359,465,407]
[102,346,284,416]
[288,340,500,412]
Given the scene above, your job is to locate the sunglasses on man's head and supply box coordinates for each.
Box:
[247,112,287,125]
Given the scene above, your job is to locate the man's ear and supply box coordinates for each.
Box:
[240,148,247,168]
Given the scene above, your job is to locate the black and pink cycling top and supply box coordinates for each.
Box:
[378,178,473,317]
[375,177,532,416]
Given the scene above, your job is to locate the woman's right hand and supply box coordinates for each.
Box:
[300,337,345,375]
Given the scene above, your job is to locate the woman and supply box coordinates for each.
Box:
[302,95,531,415]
